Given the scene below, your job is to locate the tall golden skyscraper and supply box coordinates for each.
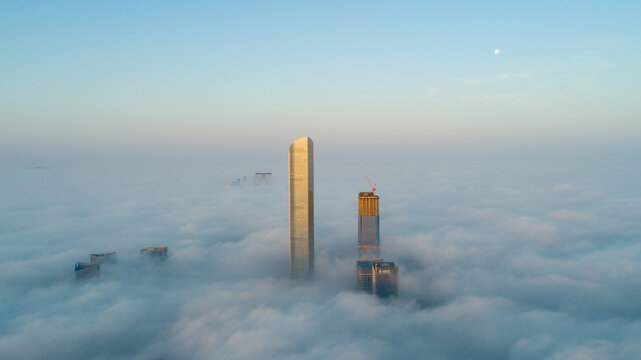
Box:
[289,136,314,277]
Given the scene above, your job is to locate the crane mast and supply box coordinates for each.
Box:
[363,174,376,194]
[358,245,388,261]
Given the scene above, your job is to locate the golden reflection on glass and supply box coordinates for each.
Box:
[289,137,314,277]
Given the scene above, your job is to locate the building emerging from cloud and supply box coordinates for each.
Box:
[372,261,398,297]
[253,172,272,185]
[289,137,314,277]
[356,179,398,297]
[74,262,99,279]
[356,260,398,297]
[358,190,380,258]
[140,246,168,259]
[356,260,375,292]
[90,252,117,264]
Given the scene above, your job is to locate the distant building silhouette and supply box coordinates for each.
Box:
[140,246,167,259]
[75,262,99,279]
[289,137,314,277]
[253,172,272,185]
[90,252,117,264]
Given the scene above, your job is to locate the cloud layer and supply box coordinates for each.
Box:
[1,153,640,359]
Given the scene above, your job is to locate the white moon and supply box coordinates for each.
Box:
[494,49,501,55]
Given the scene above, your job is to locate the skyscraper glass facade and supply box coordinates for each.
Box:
[373,261,398,297]
[289,137,314,277]
[358,192,380,258]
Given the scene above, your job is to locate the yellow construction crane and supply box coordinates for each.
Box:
[363,174,376,194]
[358,245,388,261]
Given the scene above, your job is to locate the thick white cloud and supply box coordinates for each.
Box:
[1,153,640,359]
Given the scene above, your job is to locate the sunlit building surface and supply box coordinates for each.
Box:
[90,251,117,264]
[140,246,168,259]
[75,262,99,279]
[356,260,375,292]
[289,137,314,277]
[356,181,397,296]
[373,261,398,297]
[358,191,380,258]
[357,260,398,297]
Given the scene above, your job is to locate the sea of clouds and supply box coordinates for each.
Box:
[1,145,640,359]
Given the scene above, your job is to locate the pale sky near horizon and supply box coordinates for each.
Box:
[1,1,640,150]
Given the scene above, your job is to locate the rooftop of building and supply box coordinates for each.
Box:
[358,192,379,198]
[358,259,393,267]
[75,262,99,271]
[90,251,116,257]
[140,246,167,254]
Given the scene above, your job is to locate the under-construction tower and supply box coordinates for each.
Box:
[355,177,398,297]
[359,175,380,258]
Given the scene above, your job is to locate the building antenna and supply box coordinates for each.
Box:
[363,174,376,194]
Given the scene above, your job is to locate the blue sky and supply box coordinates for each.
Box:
[1,1,640,149]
